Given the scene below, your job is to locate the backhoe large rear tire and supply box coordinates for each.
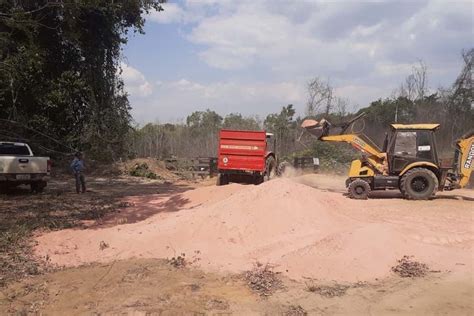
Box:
[348,179,371,200]
[400,168,438,200]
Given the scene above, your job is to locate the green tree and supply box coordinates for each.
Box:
[222,113,260,130]
[0,0,164,160]
[264,104,297,156]
[186,109,223,131]
[185,109,222,156]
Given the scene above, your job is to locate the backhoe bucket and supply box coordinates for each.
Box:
[301,118,329,139]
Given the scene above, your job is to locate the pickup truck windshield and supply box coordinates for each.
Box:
[0,144,31,156]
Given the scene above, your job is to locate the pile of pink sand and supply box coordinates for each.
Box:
[35,178,473,281]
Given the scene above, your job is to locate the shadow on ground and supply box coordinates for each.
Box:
[0,176,195,229]
[0,176,196,287]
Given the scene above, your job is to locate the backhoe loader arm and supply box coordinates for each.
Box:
[456,131,474,188]
[320,134,386,159]
[301,112,385,159]
[320,134,387,174]
[301,113,388,174]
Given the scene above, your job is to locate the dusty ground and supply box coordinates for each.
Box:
[1,258,472,315]
[1,173,473,315]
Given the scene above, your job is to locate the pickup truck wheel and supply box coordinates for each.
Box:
[264,156,277,182]
[31,181,47,193]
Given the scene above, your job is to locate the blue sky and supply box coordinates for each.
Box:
[121,0,473,124]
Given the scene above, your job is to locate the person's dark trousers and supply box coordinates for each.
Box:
[75,173,86,193]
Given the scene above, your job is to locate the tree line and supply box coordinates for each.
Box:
[132,49,473,162]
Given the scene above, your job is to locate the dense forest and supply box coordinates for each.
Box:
[0,2,472,165]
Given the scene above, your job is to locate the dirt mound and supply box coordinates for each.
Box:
[34,178,473,282]
[120,158,180,181]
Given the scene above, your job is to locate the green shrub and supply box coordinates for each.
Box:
[286,141,358,173]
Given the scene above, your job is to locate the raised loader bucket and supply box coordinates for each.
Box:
[301,119,319,129]
[301,118,327,139]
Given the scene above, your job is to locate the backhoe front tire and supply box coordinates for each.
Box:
[400,168,438,200]
[348,179,371,200]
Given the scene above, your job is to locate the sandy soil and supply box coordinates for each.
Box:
[2,173,472,314]
[34,174,473,283]
[2,258,472,315]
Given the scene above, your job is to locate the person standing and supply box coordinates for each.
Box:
[71,152,86,193]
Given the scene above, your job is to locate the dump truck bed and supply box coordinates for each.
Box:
[217,130,267,172]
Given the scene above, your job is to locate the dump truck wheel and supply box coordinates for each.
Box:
[400,168,438,200]
[254,175,264,185]
[277,161,291,176]
[216,174,229,186]
[348,179,371,200]
[264,156,277,181]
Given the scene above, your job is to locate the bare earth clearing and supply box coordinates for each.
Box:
[1,173,473,315]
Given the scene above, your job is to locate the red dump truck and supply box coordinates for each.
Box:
[216,129,277,185]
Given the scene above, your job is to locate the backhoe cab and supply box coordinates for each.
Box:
[302,114,473,200]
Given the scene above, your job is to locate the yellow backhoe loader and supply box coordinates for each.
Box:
[302,113,473,200]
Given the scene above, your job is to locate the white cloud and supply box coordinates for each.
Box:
[136,0,470,122]
[168,0,469,78]
[120,63,153,97]
[189,9,297,70]
[130,79,306,123]
[129,77,397,123]
[375,62,414,77]
[182,3,378,77]
[147,3,186,24]
[336,84,392,109]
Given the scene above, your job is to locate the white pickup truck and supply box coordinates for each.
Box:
[0,142,51,192]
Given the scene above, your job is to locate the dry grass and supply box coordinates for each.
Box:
[392,256,430,278]
[305,280,367,298]
[168,253,187,269]
[243,262,283,297]
[306,283,350,298]
[285,305,307,316]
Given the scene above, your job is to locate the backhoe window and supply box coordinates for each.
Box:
[393,131,433,160]
[416,131,433,160]
[394,132,416,156]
